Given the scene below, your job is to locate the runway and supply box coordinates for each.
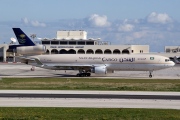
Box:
[0,90,180,109]
[1,93,180,100]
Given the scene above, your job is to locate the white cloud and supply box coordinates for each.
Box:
[88,14,111,27]
[123,19,128,23]
[31,20,46,27]
[125,31,148,41]
[134,19,139,24]
[147,12,173,24]
[22,17,29,24]
[118,24,134,32]
[22,18,46,27]
[132,31,148,39]
[17,13,180,52]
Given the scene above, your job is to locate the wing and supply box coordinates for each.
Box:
[17,56,37,64]
[17,56,102,70]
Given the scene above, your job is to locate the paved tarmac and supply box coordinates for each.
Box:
[0,63,179,79]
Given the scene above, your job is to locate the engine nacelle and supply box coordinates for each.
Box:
[91,66,107,74]
[16,45,46,55]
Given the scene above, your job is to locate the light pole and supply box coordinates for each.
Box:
[30,34,37,43]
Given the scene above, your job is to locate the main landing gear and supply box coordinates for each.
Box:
[31,66,35,71]
[76,68,91,77]
[149,71,153,78]
[76,72,91,77]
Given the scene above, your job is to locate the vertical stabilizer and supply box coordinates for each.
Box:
[12,28,35,46]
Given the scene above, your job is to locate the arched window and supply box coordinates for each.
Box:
[104,49,112,54]
[95,49,103,54]
[86,49,94,54]
[59,49,67,54]
[77,49,85,54]
[68,49,76,54]
[122,49,129,54]
[113,49,120,54]
[51,49,58,54]
[46,49,50,54]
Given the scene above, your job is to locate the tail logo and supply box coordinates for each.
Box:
[18,34,26,44]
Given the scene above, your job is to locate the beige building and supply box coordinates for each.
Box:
[57,30,87,39]
[43,39,149,55]
[165,46,180,53]
[42,30,149,55]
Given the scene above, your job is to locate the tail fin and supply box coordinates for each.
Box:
[12,28,35,46]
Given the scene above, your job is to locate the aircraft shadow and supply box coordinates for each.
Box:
[54,74,76,77]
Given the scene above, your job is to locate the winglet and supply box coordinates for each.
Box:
[12,28,35,46]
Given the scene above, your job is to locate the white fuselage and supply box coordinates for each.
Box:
[27,54,175,72]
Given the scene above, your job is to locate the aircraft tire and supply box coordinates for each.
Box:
[87,73,91,76]
[77,73,91,77]
[149,75,152,78]
[31,68,35,71]
[81,74,84,77]
[76,73,80,77]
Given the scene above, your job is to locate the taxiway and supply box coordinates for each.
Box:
[0,63,179,79]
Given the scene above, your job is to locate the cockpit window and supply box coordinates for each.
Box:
[165,59,170,62]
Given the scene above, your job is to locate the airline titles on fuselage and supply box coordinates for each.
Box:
[102,57,135,62]
[78,57,147,63]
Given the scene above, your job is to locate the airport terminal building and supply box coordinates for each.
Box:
[0,30,180,62]
[41,30,149,55]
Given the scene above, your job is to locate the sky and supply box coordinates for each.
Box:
[0,0,180,52]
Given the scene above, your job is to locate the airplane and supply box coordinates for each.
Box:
[18,54,175,78]
[13,28,175,78]
[10,28,46,55]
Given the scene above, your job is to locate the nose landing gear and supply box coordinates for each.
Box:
[31,66,35,71]
[149,71,153,78]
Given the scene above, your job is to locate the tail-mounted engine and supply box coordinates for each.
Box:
[16,45,46,55]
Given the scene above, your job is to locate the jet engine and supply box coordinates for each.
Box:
[91,66,107,74]
[16,45,46,55]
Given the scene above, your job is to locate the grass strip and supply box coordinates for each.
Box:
[0,108,180,120]
[0,78,180,91]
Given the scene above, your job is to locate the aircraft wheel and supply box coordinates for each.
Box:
[149,74,152,78]
[76,73,80,77]
[81,74,85,77]
[87,73,91,76]
[77,73,91,77]
[31,68,35,71]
